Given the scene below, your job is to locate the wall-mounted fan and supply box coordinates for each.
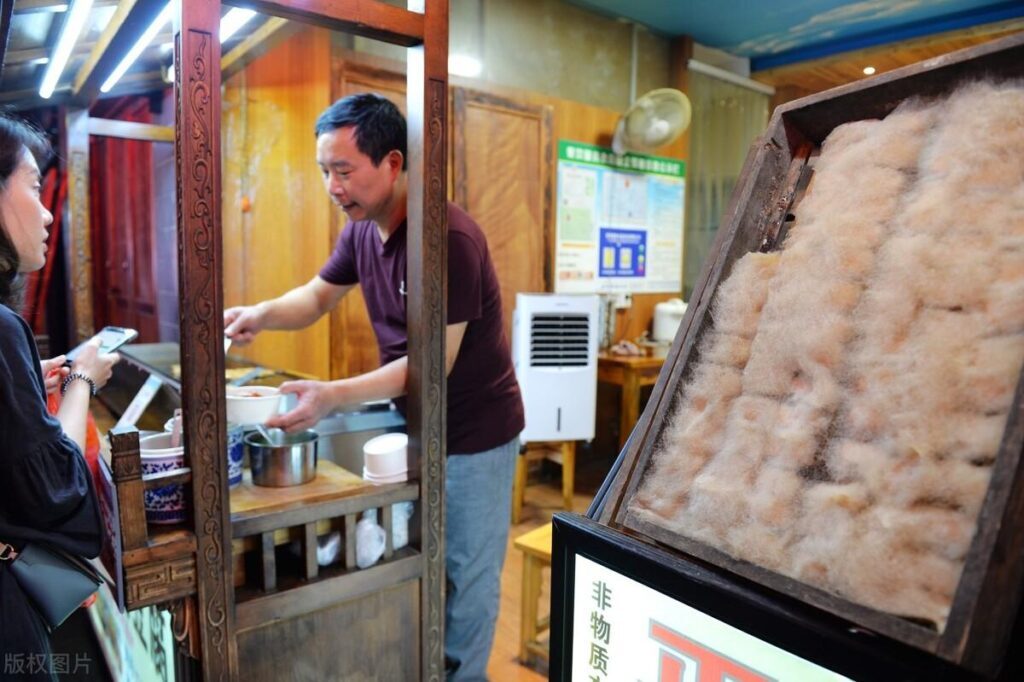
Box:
[612,88,692,156]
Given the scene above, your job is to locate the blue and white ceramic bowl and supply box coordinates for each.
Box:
[227,424,244,488]
[140,432,187,524]
[164,420,245,488]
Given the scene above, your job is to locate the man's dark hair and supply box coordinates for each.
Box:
[315,93,407,170]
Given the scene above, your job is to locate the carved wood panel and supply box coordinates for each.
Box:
[126,557,197,609]
[175,3,237,678]
[65,110,95,341]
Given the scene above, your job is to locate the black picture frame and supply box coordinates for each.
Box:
[548,513,986,682]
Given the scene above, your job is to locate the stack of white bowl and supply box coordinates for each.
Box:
[362,433,408,484]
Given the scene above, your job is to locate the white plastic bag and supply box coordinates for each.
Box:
[355,517,386,569]
[392,501,413,550]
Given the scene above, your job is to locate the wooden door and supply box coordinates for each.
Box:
[452,88,553,337]
[88,101,160,341]
[329,61,408,378]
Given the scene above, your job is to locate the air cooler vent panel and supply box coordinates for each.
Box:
[513,294,600,443]
[530,314,590,367]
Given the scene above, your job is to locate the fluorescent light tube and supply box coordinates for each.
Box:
[39,0,94,99]
[100,2,173,93]
[220,8,256,42]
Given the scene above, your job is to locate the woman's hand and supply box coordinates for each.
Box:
[70,338,120,390]
[40,355,70,394]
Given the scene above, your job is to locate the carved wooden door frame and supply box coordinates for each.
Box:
[174,1,449,679]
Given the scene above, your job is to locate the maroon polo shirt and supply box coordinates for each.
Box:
[320,202,524,455]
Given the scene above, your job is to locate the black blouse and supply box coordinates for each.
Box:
[0,304,101,558]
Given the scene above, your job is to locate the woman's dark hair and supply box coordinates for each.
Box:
[0,115,51,308]
[314,93,407,170]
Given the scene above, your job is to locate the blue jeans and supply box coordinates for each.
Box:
[445,437,519,682]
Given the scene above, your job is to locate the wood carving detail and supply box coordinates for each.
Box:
[425,76,447,681]
[165,597,202,660]
[177,27,231,678]
[111,451,142,480]
[126,556,197,606]
[69,150,94,339]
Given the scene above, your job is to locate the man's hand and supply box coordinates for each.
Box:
[40,356,70,395]
[224,305,264,346]
[266,380,340,432]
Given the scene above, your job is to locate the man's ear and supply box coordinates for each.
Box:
[388,150,404,177]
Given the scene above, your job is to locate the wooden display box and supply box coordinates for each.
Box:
[597,32,1024,678]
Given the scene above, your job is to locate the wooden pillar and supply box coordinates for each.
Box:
[64,109,95,342]
[669,36,694,159]
[174,0,237,679]
[406,1,449,679]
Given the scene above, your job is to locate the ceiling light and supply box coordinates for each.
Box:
[39,0,93,99]
[160,41,174,53]
[220,8,257,42]
[863,66,876,75]
[30,57,51,66]
[100,2,173,93]
[448,54,482,78]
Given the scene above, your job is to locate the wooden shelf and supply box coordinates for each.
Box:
[230,460,418,538]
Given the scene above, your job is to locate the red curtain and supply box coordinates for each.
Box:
[88,96,159,341]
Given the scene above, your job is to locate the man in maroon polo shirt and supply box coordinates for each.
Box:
[224,93,524,681]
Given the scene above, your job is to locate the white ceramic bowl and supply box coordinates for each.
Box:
[363,432,408,477]
[140,432,187,524]
[226,385,282,425]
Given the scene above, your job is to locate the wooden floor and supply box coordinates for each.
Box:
[487,477,596,682]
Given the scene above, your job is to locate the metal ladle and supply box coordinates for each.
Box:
[255,423,282,447]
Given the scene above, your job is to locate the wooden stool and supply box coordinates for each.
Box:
[511,441,575,524]
[513,522,552,667]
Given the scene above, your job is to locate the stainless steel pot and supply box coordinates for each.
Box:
[245,430,318,487]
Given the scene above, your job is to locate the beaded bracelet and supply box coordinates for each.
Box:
[61,371,98,397]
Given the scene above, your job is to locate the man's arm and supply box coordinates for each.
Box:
[266,322,468,432]
[225,276,352,344]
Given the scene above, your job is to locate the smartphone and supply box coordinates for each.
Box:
[65,326,139,364]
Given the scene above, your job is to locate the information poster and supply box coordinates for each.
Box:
[571,555,852,682]
[556,141,685,294]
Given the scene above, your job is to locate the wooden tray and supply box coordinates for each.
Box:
[596,32,1024,678]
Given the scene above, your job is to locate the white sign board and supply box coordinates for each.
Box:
[571,555,853,682]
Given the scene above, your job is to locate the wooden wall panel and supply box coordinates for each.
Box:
[222,27,333,379]
[235,581,419,681]
[453,89,551,338]
[327,61,410,379]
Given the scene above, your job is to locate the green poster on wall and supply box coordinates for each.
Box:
[555,140,686,294]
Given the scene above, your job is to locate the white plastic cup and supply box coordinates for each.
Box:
[363,432,408,477]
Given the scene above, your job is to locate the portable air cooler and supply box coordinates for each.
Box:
[512,293,600,443]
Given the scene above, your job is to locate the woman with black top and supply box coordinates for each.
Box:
[0,115,119,680]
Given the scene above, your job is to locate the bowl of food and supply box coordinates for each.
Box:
[226,385,282,425]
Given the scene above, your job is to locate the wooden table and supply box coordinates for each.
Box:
[514,522,553,667]
[598,353,666,449]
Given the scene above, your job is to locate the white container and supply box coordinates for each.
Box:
[225,385,282,425]
[363,432,408,477]
[140,432,187,524]
[653,298,687,342]
[512,293,600,444]
[362,468,408,484]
